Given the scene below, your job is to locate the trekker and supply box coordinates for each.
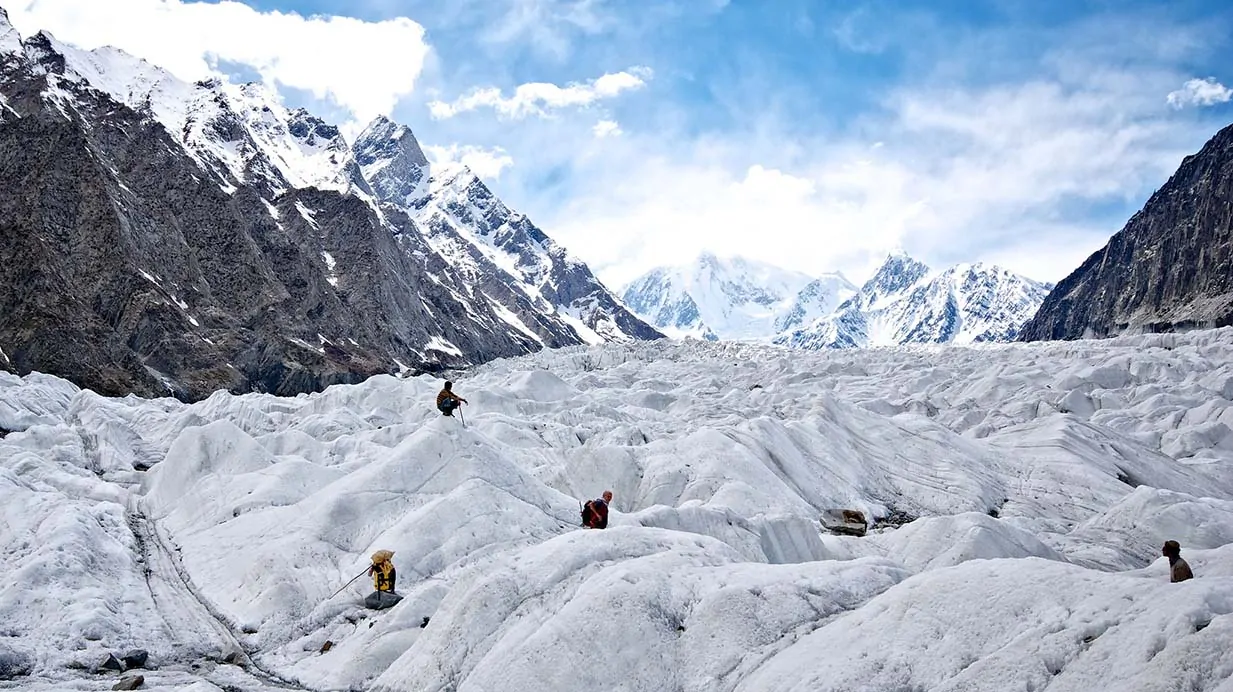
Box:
[1162,540,1194,583]
[436,381,468,417]
[582,490,613,529]
[369,550,396,592]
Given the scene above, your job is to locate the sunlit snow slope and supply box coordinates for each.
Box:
[4,330,1233,690]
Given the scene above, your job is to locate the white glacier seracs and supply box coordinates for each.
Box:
[4,328,1233,690]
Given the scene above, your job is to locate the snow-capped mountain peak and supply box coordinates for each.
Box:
[777,251,1053,350]
[861,251,932,311]
[14,30,365,196]
[622,253,854,341]
[353,114,431,205]
[773,273,860,333]
[0,7,24,57]
[202,80,365,193]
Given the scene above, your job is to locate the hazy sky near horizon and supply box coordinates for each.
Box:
[6,0,1233,287]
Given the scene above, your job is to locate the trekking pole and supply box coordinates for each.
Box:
[458,406,466,428]
[326,567,369,601]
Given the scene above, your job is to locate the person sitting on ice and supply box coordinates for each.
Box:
[582,490,613,529]
[1162,540,1194,582]
[436,381,468,417]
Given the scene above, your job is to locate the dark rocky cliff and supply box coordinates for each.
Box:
[1020,122,1233,341]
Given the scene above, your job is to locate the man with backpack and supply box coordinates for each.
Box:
[369,550,396,592]
[436,381,468,417]
[582,490,613,529]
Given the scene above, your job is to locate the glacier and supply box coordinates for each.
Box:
[3,328,1233,690]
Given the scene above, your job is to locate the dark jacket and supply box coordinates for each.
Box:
[1171,557,1194,583]
[582,498,609,529]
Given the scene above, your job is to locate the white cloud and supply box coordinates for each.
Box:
[519,63,1214,288]
[592,120,622,137]
[428,67,651,119]
[481,0,613,58]
[4,0,430,121]
[1167,77,1233,109]
[425,144,515,180]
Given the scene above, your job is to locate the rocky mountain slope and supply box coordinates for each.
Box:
[777,251,1053,349]
[0,8,658,400]
[1019,121,1233,341]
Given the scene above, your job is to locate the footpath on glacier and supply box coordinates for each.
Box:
[3,330,1233,691]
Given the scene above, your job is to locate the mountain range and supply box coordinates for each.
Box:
[0,7,659,400]
[620,253,857,341]
[623,251,1053,348]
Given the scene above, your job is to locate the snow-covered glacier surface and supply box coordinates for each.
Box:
[4,330,1233,691]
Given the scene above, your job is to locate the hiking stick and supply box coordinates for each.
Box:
[327,568,368,600]
[458,406,466,428]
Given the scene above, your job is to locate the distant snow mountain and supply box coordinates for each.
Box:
[621,253,856,340]
[0,8,659,399]
[777,250,1054,349]
[623,250,1049,348]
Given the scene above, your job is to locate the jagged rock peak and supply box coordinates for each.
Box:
[287,108,342,143]
[0,5,21,56]
[354,114,429,169]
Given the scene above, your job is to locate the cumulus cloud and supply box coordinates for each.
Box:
[1167,77,1233,109]
[428,68,650,119]
[530,65,1213,288]
[592,120,622,137]
[425,144,515,180]
[4,0,430,121]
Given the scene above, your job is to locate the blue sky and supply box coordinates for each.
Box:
[7,0,1233,286]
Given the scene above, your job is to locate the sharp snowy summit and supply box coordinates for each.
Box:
[0,9,659,399]
[621,252,857,340]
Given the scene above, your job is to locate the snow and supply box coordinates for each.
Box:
[321,251,338,287]
[488,298,546,345]
[33,36,196,143]
[781,256,1052,350]
[5,328,1233,689]
[556,305,605,345]
[27,34,358,195]
[0,8,20,56]
[216,83,358,193]
[423,336,463,357]
[622,253,855,341]
[295,201,319,229]
[261,198,281,221]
